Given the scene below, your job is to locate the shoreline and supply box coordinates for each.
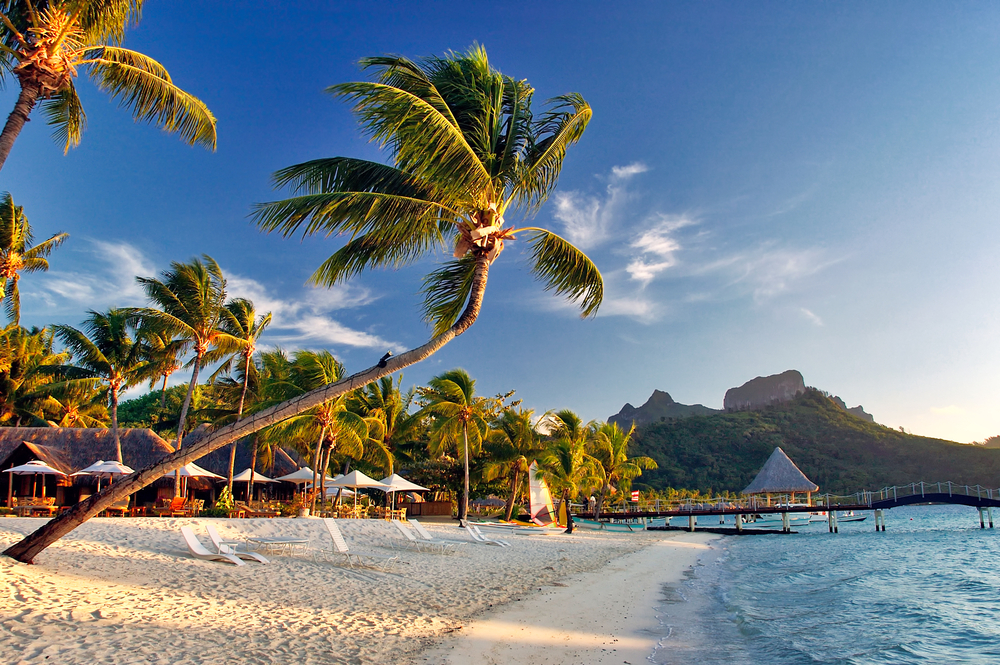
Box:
[414,531,719,665]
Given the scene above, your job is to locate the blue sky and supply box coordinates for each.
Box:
[3,2,1000,442]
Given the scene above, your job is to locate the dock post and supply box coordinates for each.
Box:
[989,506,994,528]
[781,512,790,533]
[688,515,696,532]
[979,507,985,529]
[834,511,839,533]
[736,513,743,532]
[828,510,836,533]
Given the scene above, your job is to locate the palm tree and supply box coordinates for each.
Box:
[54,309,150,463]
[0,192,67,323]
[589,422,657,519]
[484,407,546,522]
[537,430,599,534]
[6,46,603,563]
[0,323,69,425]
[42,377,108,427]
[204,297,272,494]
[419,369,502,525]
[134,255,240,493]
[0,0,216,172]
[347,374,419,476]
[140,327,187,432]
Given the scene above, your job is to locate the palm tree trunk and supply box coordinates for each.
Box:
[155,374,169,432]
[563,489,574,534]
[595,483,609,520]
[173,354,202,496]
[504,467,521,522]
[0,81,41,174]
[4,258,492,563]
[319,441,332,517]
[110,384,123,464]
[227,352,253,495]
[309,426,326,514]
[247,438,258,504]
[460,424,470,526]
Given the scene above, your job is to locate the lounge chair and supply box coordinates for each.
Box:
[101,497,131,517]
[408,519,468,553]
[236,501,279,518]
[153,497,190,517]
[180,526,244,566]
[464,524,510,547]
[204,523,269,564]
[314,519,399,571]
[390,519,459,554]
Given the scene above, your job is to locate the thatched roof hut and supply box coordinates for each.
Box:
[0,427,174,472]
[742,447,819,495]
[180,425,307,479]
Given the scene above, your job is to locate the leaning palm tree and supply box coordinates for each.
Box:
[203,297,271,493]
[484,407,547,522]
[0,0,216,172]
[5,46,602,563]
[589,421,657,519]
[54,308,150,463]
[0,192,67,323]
[419,368,503,525]
[134,255,240,494]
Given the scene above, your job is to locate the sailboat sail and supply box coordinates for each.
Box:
[528,461,556,526]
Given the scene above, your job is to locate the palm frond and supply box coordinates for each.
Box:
[524,229,603,317]
[42,83,87,152]
[328,81,492,205]
[420,254,477,336]
[83,46,216,149]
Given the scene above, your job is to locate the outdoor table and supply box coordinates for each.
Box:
[244,536,309,556]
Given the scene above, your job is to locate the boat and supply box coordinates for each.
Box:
[574,518,645,532]
[744,513,812,528]
[837,510,868,523]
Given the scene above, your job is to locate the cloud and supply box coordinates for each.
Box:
[553,162,648,249]
[799,308,823,326]
[625,214,697,285]
[930,405,966,416]
[721,246,833,302]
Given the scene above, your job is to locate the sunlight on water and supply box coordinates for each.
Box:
[651,505,1000,664]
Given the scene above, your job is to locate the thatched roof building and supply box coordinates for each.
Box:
[0,427,174,472]
[742,447,819,495]
[179,424,307,479]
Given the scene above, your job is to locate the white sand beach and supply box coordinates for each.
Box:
[0,518,715,664]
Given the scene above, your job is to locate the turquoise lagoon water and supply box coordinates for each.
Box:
[652,505,1000,664]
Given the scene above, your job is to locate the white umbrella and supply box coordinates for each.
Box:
[173,462,224,479]
[72,460,135,492]
[4,460,66,502]
[274,467,315,484]
[232,468,277,483]
[379,473,430,510]
[328,470,390,510]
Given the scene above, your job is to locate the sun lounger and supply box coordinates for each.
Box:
[464,524,510,546]
[204,523,269,564]
[408,520,468,552]
[391,519,461,554]
[236,501,279,518]
[314,519,400,572]
[180,526,244,566]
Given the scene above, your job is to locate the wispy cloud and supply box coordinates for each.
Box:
[799,308,824,326]
[626,214,697,285]
[721,246,833,302]
[553,162,648,249]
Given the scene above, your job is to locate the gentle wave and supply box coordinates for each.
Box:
[651,505,1000,664]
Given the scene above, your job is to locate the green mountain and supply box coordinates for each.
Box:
[630,388,1000,495]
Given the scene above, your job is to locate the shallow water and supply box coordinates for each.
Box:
[651,505,1000,664]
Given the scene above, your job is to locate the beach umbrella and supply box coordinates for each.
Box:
[72,460,135,492]
[328,470,390,509]
[170,462,223,498]
[4,460,66,503]
[276,467,316,502]
[232,468,277,483]
[378,473,429,510]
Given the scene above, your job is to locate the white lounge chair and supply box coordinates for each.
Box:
[409,519,468,552]
[180,526,244,566]
[205,523,269,564]
[393,519,463,554]
[315,519,400,572]
[464,524,510,546]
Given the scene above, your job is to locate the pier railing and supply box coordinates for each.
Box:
[582,482,1000,515]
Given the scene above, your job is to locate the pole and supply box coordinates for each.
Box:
[989,506,995,529]
[736,513,743,533]
[688,515,695,532]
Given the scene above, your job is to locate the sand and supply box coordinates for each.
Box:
[0,517,716,664]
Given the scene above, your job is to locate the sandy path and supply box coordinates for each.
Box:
[414,532,718,665]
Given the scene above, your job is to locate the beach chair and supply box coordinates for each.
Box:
[237,501,279,518]
[464,524,510,547]
[204,523,269,564]
[390,519,460,554]
[153,497,189,517]
[408,519,468,552]
[314,519,399,572]
[180,526,244,566]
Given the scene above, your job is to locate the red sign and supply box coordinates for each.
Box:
[631,490,640,502]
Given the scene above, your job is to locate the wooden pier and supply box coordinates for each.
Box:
[576,482,1000,534]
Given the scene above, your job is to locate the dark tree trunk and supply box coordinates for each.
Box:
[247,439,257,503]
[460,425,470,525]
[0,81,41,174]
[504,467,521,522]
[110,384,123,464]
[595,483,609,520]
[226,352,253,495]
[155,374,169,432]
[309,426,326,514]
[563,489,574,534]
[3,257,492,563]
[173,354,202,496]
